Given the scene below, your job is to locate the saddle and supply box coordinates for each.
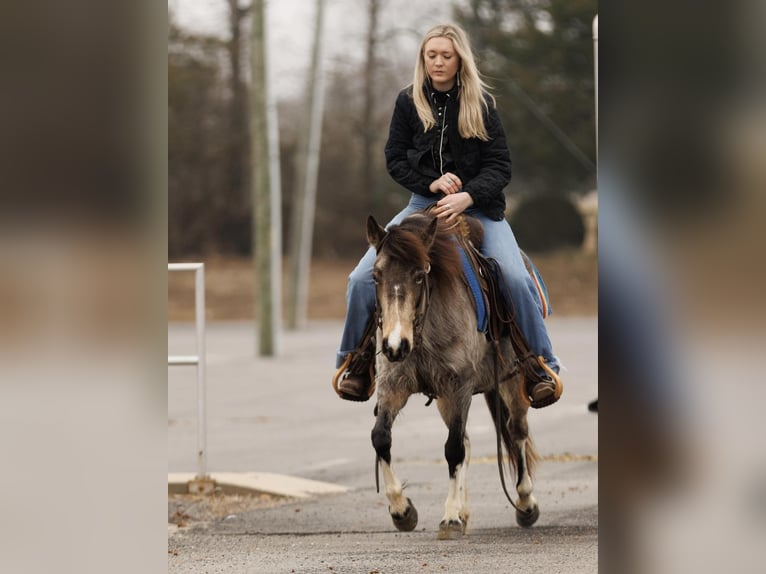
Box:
[450,214,562,409]
[457,243,551,332]
[332,210,562,409]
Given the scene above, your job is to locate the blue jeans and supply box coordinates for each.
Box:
[336,194,557,371]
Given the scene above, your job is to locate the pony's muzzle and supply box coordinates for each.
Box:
[382,337,411,362]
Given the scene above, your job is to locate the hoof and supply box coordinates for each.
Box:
[458,512,470,532]
[516,504,540,528]
[391,498,418,532]
[437,519,464,540]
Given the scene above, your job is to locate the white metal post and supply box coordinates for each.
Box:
[194,265,207,479]
[593,15,598,163]
[168,263,208,481]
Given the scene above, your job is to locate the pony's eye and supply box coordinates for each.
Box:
[372,271,380,285]
[414,272,424,284]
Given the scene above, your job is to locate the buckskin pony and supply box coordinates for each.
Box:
[366,210,542,539]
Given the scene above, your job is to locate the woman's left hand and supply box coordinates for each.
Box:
[436,192,474,223]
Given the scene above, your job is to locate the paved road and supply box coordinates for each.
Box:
[168,318,597,573]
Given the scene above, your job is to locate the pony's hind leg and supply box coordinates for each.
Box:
[512,425,540,527]
[499,383,541,527]
[371,392,418,531]
[436,397,471,540]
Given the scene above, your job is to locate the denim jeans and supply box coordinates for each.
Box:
[336,194,558,372]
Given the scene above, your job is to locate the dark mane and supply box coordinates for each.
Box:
[382,214,463,295]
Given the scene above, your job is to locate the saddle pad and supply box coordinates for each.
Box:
[457,245,488,332]
[521,250,552,319]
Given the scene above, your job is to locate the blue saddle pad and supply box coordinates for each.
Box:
[457,245,487,333]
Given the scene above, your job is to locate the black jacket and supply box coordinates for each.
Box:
[384,84,512,221]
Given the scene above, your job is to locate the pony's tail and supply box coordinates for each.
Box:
[484,390,539,483]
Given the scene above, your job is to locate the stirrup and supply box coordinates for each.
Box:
[527,356,563,409]
[332,352,376,401]
[332,314,378,401]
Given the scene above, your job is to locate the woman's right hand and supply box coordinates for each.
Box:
[429,172,462,195]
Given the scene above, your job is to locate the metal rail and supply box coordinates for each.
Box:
[168,262,208,480]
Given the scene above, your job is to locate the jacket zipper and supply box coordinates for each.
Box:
[439,100,448,175]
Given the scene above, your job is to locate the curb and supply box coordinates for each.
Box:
[168,472,350,499]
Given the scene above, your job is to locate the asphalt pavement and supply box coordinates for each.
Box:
[168,318,598,573]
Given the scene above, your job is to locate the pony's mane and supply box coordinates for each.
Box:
[381,214,463,295]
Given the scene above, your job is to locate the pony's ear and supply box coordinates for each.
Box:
[421,216,438,252]
[366,215,386,249]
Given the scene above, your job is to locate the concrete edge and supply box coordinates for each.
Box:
[168,472,350,499]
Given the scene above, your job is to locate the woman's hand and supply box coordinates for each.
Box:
[436,191,473,223]
[429,172,463,195]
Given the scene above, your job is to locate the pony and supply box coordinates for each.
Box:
[367,211,541,539]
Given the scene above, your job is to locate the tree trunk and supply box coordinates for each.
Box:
[286,0,327,330]
[361,0,380,214]
[227,0,251,251]
[250,0,281,356]
[227,1,250,207]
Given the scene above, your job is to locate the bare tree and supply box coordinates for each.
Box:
[250,0,281,356]
[286,0,327,330]
[226,0,251,209]
[221,0,252,252]
[361,0,382,214]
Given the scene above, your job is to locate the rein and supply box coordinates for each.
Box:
[412,262,432,351]
[474,246,537,516]
[492,344,526,514]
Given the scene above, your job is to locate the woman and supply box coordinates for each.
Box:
[333,23,561,408]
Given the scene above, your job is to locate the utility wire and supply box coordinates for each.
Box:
[504,76,596,174]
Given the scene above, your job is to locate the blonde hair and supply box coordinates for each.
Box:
[413,24,495,141]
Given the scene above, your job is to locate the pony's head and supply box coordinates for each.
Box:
[367,214,437,362]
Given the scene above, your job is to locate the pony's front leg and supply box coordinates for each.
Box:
[371,393,417,531]
[437,435,471,540]
[437,399,471,540]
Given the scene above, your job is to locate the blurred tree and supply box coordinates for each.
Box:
[313,65,370,258]
[168,20,231,257]
[168,7,253,257]
[223,0,252,253]
[312,57,410,259]
[455,0,597,197]
[312,1,422,259]
[361,0,382,215]
[250,0,281,355]
[509,195,585,251]
[287,0,327,329]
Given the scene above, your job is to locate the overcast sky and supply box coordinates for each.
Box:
[169,0,452,97]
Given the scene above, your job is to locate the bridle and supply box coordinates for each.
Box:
[373,233,434,353]
[410,261,432,347]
